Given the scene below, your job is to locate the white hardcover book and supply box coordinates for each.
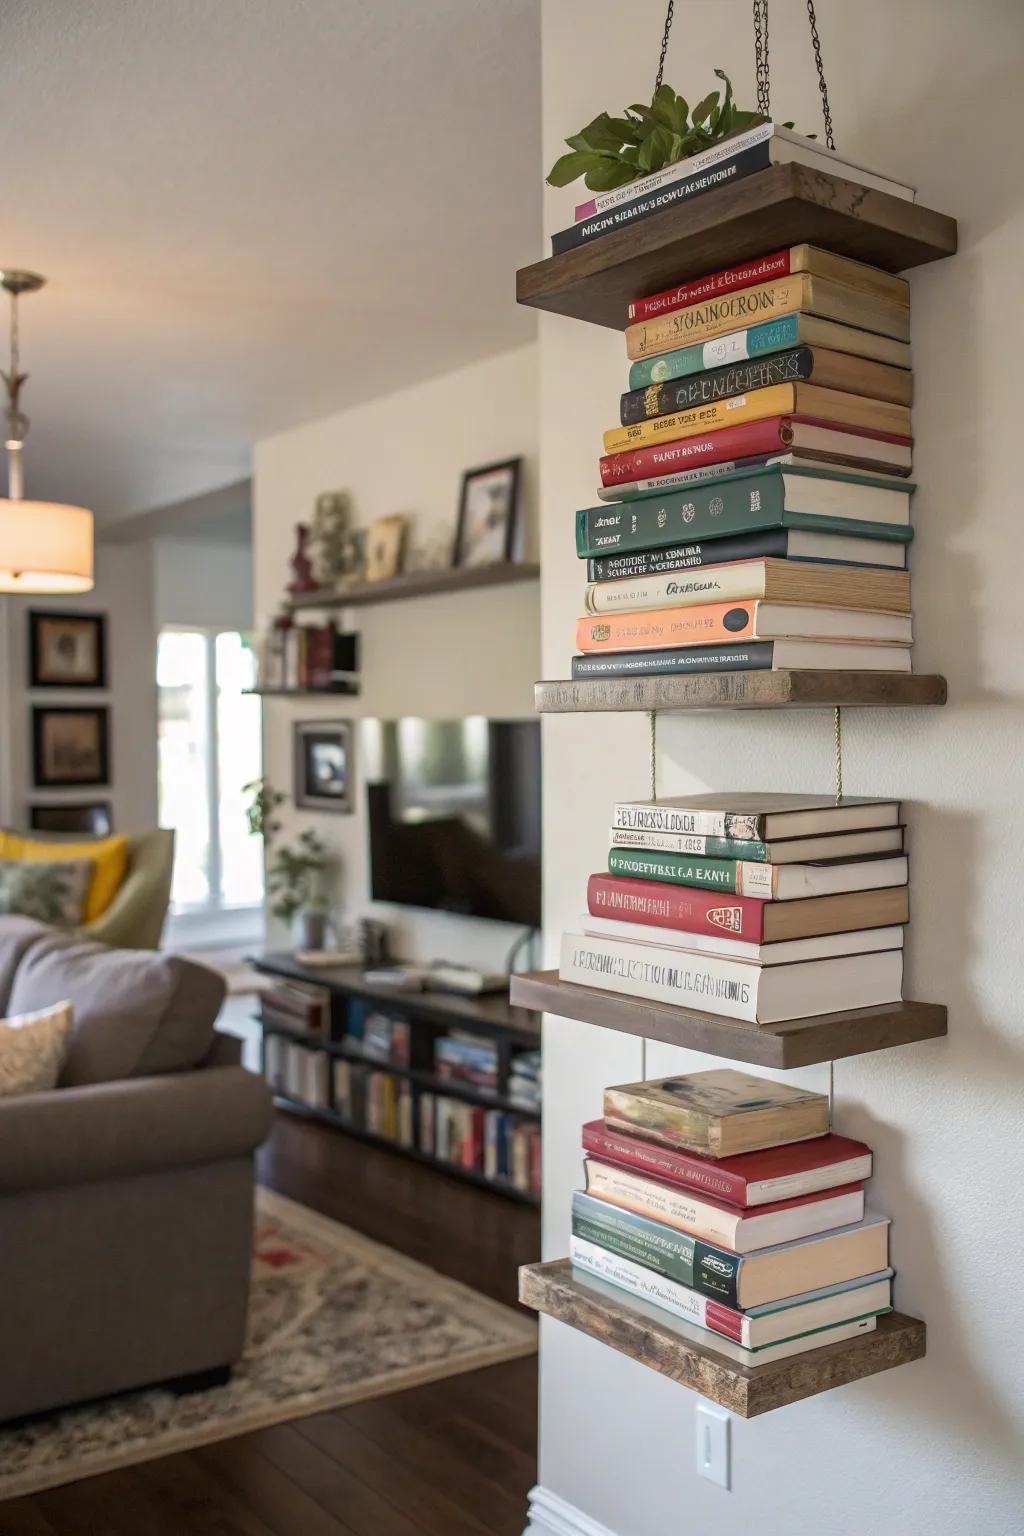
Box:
[584,561,909,617]
[785,529,907,569]
[608,825,905,863]
[766,639,912,671]
[787,423,913,474]
[611,793,900,839]
[580,913,906,966]
[559,930,903,1024]
[595,457,778,502]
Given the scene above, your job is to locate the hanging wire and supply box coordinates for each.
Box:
[805,0,836,148]
[834,705,843,803]
[649,710,658,801]
[653,0,675,98]
[753,0,771,117]
[828,1060,835,1127]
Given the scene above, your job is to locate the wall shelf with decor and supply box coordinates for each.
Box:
[286,560,540,613]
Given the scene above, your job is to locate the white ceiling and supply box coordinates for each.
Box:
[1,0,541,526]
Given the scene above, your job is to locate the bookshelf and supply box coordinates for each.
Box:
[253,955,541,1205]
[245,687,359,699]
[285,560,539,612]
[520,1259,925,1417]
[534,671,947,713]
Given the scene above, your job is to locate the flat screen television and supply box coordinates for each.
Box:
[364,716,541,928]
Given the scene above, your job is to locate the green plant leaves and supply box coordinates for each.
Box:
[547,150,614,187]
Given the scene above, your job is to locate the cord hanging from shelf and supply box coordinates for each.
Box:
[834,704,844,803]
[649,709,658,801]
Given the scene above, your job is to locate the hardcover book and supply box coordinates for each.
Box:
[600,419,913,487]
[610,793,901,840]
[570,638,913,677]
[585,529,909,578]
[583,557,910,617]
[579,914,906,967]
[603,1069,829,1156]
[605,847,909,899]
[607,823,905,864]
[574,601,913,654]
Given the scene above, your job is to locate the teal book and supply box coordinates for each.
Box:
[608,847,751,893]
[611,834,770,861]
[628,314,803,391]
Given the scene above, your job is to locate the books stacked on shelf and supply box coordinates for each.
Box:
[569,244,917,681]
[570,1068,891,1365]
[561,792,908,1022]
[332,1059,415,1147]
[434,1031,500,1091]
[551,129,915,256]
[264,1034,330,1109]
[420,1094,542,1197]
[260,978,330,1038]
[345,1005,411,1066]
[255,619,359,693]
[508,1048,542,1111]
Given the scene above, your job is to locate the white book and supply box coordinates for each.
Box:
[584,1159,868,1252]
[608,824,905,863]
[583,559,909,617]
[725,600,912,644]
[612,792,900,840]
[762,639,911,671]
[559,930,904,1024]
[788,421,913,474]
[580,913,905,967]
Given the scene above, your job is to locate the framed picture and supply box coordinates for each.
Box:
[294,720,353,813]
[364,515,407,582]
[29,802,114,835]
[29,611,108,689]
[453,457,522,568]
[32,707,111,788]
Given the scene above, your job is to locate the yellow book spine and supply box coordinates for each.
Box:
[626,273,811,362]
[602,383,796,454]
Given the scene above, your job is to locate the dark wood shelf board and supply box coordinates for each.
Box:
[285,561,539,612]
[520,1260,924,1417]
[509,970,946,1068]
[535,671,947,713]
[245,688,360,698]
[519,163,957,330]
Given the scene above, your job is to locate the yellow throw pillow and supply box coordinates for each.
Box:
[0,833,129,923]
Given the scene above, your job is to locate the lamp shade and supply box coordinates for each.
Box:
[0,498,94,593]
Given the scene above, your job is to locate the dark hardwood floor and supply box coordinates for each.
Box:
[1,1110,541,1536]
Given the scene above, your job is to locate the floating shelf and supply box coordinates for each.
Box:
[509,970,946,1069]
[286,561,539,612]
[245,688,360,699]
[534,671,947,714]
[520,1259,925,1417]
[518,163,957,330]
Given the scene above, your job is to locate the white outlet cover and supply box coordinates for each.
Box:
[695,1401,731,1490]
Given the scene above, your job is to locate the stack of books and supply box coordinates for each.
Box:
[561,792,908,1022]
[571,1068,891,1366]
[333,1059,414,1147]
[264,1034,330,1109]
[260,978,329,1037]
[419,1095,542,1196]
[256,619,359,693]
[572,243,917,681]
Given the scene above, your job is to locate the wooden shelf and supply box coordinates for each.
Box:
[518,163,957,330]
[509,970,946,1069]
[286,561,539,612]
[534,671,947,713]
[520,1259,925,1417]
[245,688,359,699]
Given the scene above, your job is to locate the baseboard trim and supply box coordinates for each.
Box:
[524,1485,620,1536]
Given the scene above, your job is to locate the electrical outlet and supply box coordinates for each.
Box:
[695,1402,731,1490]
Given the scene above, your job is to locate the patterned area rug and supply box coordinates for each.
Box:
[0,1187,536,1501]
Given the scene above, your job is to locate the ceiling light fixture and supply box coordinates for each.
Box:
[0,269,93,593]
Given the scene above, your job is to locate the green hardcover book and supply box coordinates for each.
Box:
[576,464,913,559]
[611,832,770,860]
[627,314,803,391]
[572,1197,707,1292]
[608,847,749,893]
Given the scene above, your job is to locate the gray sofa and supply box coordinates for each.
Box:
[0,917,272,1422]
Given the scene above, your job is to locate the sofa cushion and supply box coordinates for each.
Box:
[0,858,93,927]
[5,932,226,1086]
[0,831,130,922]
[0,1001,73,1097]
[0,917,50,1015]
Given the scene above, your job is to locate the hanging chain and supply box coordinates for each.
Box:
[805,0,835,148]
[753,0,770,118]
[649,710,658,801]
[653,0,675,98]
[833,705,843,803]
[828,1060,835,1127]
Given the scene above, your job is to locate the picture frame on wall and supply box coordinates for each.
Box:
[452,457,522,568]
[32,706,111,788]
[29,611,108,689]
[294,720,353,813]
[29,802,114,836]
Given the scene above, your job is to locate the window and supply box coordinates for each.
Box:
[157,628,263,912]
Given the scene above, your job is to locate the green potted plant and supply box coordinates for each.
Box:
[266,828,336,950]
[243,777,286,845]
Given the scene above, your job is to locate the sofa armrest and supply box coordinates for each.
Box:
[0,1065,272,1195]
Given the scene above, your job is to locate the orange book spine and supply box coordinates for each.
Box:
[576,602,759,653]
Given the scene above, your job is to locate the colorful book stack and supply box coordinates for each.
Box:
[571,1068,892,1365]
[561,792,908,1022]
[419,1094,542,1197]
[572,243,918,681]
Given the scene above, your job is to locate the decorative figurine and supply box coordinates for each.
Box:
[287,523,317,596]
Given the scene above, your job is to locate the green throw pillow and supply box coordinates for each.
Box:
[0,858,94,927]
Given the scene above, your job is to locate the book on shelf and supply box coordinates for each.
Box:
[606,847,908,899]
[586,872,909,943]
[628,314,913,392]
[580,1121,873,1207]
[625,274,911,363]
[584,1157,864,1251]
[626,245,911,324]
[580,914,906,967]
[584,557,910,617]
[260,978,330,1033]
[602,384,911,455]
[569,1235,890,1356]
[574,601,913,654]
[600,420,913,488]
[586,528,908,582]
[560,929,904,1024]
[620,347,913,425]
[583,464,913,552]
[608,823,905,863]
[612,792,901,840]
[571,638,913,677]
[603,1068,829,1157]
[551,123,914,255]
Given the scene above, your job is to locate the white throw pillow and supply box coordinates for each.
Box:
[0,1001,73,1097]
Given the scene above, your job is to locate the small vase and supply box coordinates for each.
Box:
[293,909,327,951]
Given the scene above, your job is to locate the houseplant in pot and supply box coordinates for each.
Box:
[266,827,336,949]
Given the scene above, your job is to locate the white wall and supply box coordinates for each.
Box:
[0,542,158,834]
[253,342,540,971]
[535,2,1024,1533]
[154,536,253,632]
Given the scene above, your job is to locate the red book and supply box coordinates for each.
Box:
[581,1120,872,1209]
[588,871,770,942]
[599,416,792,486]
[627,250,791,324]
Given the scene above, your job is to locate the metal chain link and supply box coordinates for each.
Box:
[653,0,675,98]
[649,710,658,801]
[834,705,843,803]
[805,0,835,148]
[753,0,770,118]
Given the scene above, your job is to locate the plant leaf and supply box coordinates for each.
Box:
[638,125,675,173]
[606,115,643,143]
[690,91,720,126]
[584,159,639,191]
[546,150,616,187]
[577,111,631,153]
